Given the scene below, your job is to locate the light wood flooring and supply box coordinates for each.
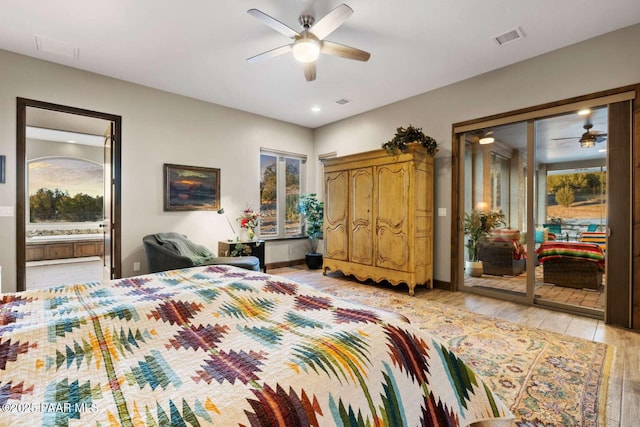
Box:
[270,266,640,427]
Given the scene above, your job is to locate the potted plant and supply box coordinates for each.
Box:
[382,125,438,156]
[298,193,324,269]
[463,209,505,277]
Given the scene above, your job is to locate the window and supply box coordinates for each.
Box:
[490,152,510,214]
[28,157,103,223]
[260,149,306,238]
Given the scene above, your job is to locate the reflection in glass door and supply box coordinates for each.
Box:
[460,123,530,303]
[459,105,608,317]
[533,107,607,316]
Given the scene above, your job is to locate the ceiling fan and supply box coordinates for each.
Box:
[552,121,607,148]
[467,129,495,144]
[246,3,371,81]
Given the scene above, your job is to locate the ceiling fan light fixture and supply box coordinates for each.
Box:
[479,137,495,145]
[292,38,320,63]
[580,134,597,148]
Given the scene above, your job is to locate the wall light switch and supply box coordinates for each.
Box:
[438,208,447,217]
[0,206,14,217]
[133,262,141,272]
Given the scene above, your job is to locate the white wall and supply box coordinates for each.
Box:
[313,23,640,282]
[1,24,639,292]
[0,49,314,292]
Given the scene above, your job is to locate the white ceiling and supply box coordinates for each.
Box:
[475,107,608,165]
[2,0,639,129]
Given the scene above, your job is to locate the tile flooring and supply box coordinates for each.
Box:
[464,265,605,310]
[26,257,103,290]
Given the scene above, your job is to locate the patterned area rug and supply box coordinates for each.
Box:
[316,280,614,427]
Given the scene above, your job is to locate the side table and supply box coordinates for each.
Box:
[218,240,266,273]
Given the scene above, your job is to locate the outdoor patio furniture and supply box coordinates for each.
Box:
[579,231,607,250]
[478,229,526,276]
[536,241,604,289]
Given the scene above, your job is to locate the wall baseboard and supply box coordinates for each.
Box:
[434,279,452,291]
[266,259,305,270]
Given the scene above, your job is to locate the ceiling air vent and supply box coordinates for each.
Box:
[494,28,524,46]
[335,98,350,106]
[35,35,80,60]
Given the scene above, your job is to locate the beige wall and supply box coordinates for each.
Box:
[313,23,640,282]
[1,24,639,292]
[0,50,314,292]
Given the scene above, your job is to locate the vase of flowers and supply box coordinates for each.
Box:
[463,209,505,277]
[238,207,260,241]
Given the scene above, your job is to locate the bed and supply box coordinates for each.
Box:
[0,265,512,426]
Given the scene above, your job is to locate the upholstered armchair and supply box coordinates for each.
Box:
[143,233,260,273]
[477,229,526,276]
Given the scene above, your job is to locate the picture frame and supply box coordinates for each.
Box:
[163,163,220,211]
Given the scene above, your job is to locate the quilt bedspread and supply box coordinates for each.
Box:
[0,266,512,426]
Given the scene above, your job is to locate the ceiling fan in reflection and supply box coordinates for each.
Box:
[552,121,607,148]
[467,130,495,145]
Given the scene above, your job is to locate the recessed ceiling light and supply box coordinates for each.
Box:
[578,109,591,116]
[311,106,321,113]
[479,137,495,145]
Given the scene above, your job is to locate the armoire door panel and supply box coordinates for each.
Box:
[376,228,408,270]
[376,164,409,230]
[326,225,348,259]
[350,168,373,265]
[324,171,349,260]
[351,224,373,264]
[376,163,409,270]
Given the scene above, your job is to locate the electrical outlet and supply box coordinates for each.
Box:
[133,262,140,272]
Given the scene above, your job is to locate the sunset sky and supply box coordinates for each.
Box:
[29,158,103,197]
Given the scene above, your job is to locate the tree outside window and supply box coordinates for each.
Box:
[28,158,103,223]
[260,150,305,238]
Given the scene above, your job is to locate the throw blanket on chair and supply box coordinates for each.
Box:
[155,232,215,265]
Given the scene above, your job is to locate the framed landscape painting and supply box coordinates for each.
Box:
[164,163,220,211]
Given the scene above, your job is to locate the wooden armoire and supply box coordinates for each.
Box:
[321,146,434,295]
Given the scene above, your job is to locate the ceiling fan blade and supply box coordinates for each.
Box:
[303,62,316,81]
[247,9,300,38]
[551,136,580,141]
[247,44,292,63]
[321,41,370,61]
[309,4,353,40]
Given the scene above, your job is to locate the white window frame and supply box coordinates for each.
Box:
[260,148,307,239]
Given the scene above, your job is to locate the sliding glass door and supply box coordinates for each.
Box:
[460,122,530,303]
[532,107,608,315]
[458,103,612,317]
